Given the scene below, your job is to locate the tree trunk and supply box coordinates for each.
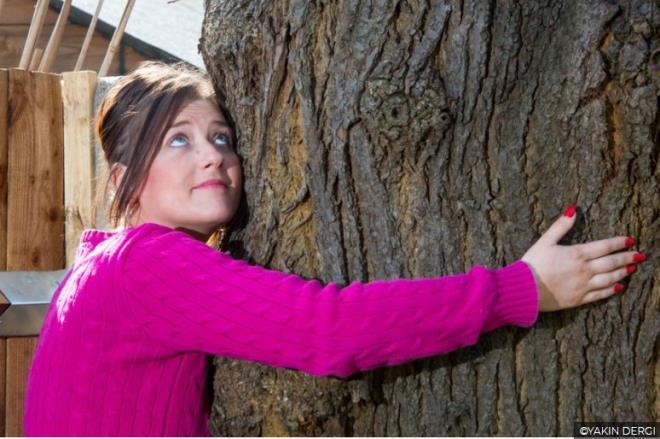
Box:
[199,0,659,436]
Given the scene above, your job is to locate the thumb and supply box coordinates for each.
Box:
[540,204,577,245]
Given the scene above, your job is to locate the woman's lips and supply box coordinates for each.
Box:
[194,179,227,189]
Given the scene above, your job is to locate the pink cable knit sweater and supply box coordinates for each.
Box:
[24,222,539,436]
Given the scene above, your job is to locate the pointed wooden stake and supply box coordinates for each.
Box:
[74,0,105,71]
[18,0,49,70]
[38,0,73,72]
[98,0,135,76]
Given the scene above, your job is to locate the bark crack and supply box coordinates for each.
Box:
[522,78,541,228]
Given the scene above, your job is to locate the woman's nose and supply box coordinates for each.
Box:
[196,138,224,168]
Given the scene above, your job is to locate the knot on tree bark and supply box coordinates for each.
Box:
[360,70,452,170]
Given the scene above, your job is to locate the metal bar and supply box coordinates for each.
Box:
[0,270,68,336]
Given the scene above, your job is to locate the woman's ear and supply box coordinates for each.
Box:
[110,163,127,190]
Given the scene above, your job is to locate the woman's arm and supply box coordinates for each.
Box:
[119,224,538,378]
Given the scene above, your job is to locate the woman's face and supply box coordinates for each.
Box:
[118,98,242,236]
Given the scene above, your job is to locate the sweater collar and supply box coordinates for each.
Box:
[76,222,209,261]
[79,228,121,247]
[75,228,126,262]
[77,222,178,253]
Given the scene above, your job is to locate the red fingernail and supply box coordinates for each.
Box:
[633,252,646,262]
[614,283,625,293]
[563,204,576,217]
[626,264,636,274]
[625,237,635,247]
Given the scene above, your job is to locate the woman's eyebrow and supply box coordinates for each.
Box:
[168,119,229,129]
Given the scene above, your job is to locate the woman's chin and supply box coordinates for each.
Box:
[195,213,233,229]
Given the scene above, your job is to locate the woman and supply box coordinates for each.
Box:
[23,61,644,436]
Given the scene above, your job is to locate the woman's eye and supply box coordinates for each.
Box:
[213,133,231,147]
[170,135,188,148]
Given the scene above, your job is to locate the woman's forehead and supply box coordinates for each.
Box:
[173,98,227,125]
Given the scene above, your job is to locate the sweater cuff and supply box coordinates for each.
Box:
[482,260,540,333]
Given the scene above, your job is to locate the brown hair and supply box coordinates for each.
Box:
[94,61,237,236]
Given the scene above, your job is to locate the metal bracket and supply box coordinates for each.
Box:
[0,270,68,336]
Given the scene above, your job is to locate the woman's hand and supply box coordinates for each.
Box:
[521,205,646,312]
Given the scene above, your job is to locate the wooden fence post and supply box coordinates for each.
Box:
[3,69,64,436]
[4,338,36,436]
[0,68,102,436]
[62,71,97,266]
[6,69,64,272]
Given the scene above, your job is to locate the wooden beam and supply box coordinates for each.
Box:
[62,71,97,266]
[17,0,49,70]
[38,0,72,72]
[7,69,64,270]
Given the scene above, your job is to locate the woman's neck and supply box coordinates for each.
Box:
[120,214,214,243]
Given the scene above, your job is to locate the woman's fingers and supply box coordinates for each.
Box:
[581,284,624,305]
[580,246,646,304]
[587,251,640,274]
[574,236,633,260]
[587,265,634,291]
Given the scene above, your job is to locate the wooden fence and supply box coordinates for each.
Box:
[0,68,101,436]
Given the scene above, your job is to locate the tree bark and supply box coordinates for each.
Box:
[199,0,659,436]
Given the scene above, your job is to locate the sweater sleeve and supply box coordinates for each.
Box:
[120,228,539,378]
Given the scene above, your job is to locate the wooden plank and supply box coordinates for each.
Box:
[7,69,64,270]
[0,69,7,271]
[0,338,6,436]
[62,71,96,266]
[5,336,37,437]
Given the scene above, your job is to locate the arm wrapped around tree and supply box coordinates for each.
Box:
[121,223,539,378]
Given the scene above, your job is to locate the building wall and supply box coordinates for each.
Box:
[0,0,154,74]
